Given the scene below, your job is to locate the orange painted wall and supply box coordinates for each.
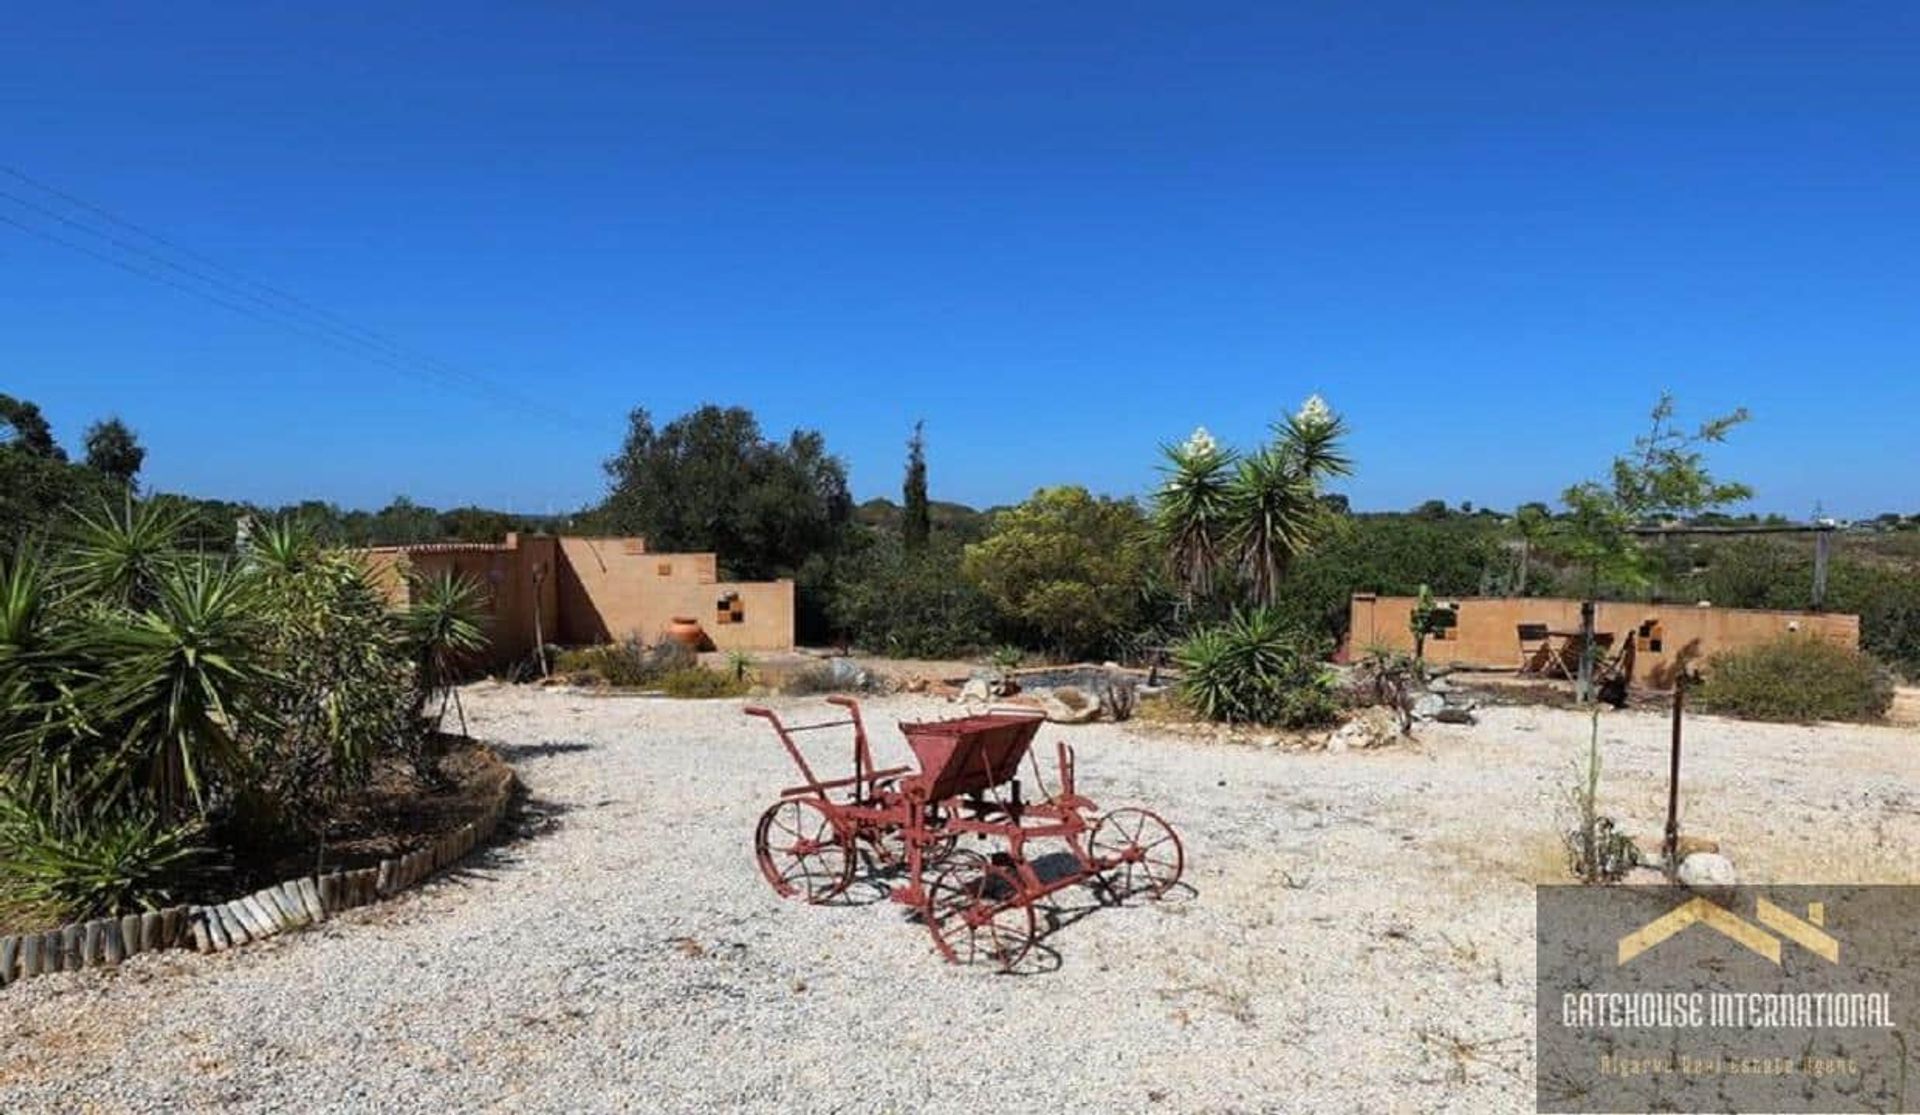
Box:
[360,534,560,668]
[1348,594,1859,686]
[362,535,796,662]
[553,537,792,650]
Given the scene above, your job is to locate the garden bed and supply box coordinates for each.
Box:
[0,737,512,938]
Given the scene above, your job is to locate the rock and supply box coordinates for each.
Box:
[1410,693,1446,720]
[1036,686,1100,724]
[1433,706,1477,725]
[959,678,992,702]
[1426,676,1453,693]
[823,658,868,690]
[1674,835,1721,858]
[1677,852,1737,889]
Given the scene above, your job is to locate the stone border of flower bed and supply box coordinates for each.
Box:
[0,751,518,990]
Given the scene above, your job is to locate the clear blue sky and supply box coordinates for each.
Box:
[4,3,1916,517]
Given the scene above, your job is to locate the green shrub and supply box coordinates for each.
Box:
[1696,635,1894,723]
[962,487,1153,660]
[0,799,209,922]
[1174,609,1338,728]
[553,639,693,687]
[658,667,750,699]
[826,535,993,658]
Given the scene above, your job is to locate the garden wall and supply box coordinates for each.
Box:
[1348,594,1859,687]
[361,534,795,665]
[554,538,793,651]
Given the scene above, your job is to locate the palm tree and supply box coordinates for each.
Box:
[1225,397,1352,607]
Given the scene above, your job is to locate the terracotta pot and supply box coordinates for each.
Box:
[667,616,706,650]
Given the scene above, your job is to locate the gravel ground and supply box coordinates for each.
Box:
[2,684,1915,1113]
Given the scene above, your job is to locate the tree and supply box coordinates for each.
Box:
[1557,393,1749,883]
[601,405,852,579]
[1152,427,1237,601]
[1557,394,1751,600]
[0,394,63,460]
[1229,397,1352,605]
[366,497,443,546]
[1152,396,1351,609]
[82,418,145,486]
[962,486,1152,658]
[902,421,930,553]
[1509,502,1552,595]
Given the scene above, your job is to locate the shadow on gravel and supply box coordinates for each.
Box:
[491,739,595,761]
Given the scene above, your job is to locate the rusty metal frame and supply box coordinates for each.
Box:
[745,698,1186,970]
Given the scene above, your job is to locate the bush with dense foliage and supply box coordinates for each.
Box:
[827,534,993,658]
[1683,538,1920,680]
[962,487,1153,660]
[657,666,751,699]
[1696,635,1893,723]
[1174,609,1338,728]
[0,502,481,925]
[552,639,694,687]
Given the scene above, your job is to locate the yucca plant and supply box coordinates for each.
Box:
[1153,427,1238,601]
[402,569,490,737]
[1153,397,1351,612]
[0,549,99,809]
[77,561,277,817]
[244,514,321,577]
[0,796,209,921]
[1175,607,1337,728]
[61,496,190,610]
[1227,399,1352,607]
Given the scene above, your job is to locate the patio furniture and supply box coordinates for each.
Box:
[1516,623,1551,673]
[1541,630,1614,680]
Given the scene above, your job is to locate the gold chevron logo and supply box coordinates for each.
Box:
[1618,897,1839,966]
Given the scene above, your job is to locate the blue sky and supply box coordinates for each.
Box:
[4,3,1917,517]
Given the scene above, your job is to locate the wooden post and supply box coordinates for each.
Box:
[1576,599,1597,704]
[1812,529,1831,611]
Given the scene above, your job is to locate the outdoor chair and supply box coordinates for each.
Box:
[1516,623,1550,673]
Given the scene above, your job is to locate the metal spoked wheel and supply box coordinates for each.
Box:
[924,852,1037,973]
[755,798,854,903]
[1088,807,1185,902]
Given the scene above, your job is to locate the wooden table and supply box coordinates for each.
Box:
[1540,630,1614,679]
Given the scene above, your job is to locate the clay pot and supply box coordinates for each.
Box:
[667,616,707,651]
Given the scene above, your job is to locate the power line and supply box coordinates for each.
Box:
[0,166,596,432]
[0,211,502,396]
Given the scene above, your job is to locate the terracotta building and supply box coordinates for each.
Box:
[359,533,794,668]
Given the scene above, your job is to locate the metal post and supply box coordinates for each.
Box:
[1576,599,1596,703]
[1663,673,1685,869]
[1812,529,1831,611]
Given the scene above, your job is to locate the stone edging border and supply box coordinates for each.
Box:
[0,749,518,990]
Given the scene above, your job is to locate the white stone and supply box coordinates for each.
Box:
[1677,852,1737,889]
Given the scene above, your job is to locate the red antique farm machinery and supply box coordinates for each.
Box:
[745,696,1184,971]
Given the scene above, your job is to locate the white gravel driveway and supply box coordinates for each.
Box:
[2,684,1914,1113]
